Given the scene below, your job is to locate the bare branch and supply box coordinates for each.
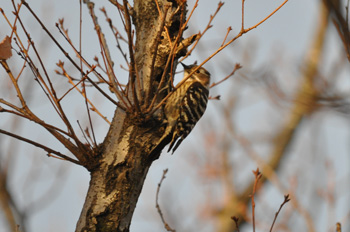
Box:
[85,1,129,102]
[100,7,130,67]
[209,63,242,88]
[21,0,129,112]
[156,169,176,232]
[0,129,81,165]
[325,0,350,61]
[336,222,342,232]
[123,0,141,114]
[154,0,289,114]
[146,3,171,106]
[231,216,240,232]
[180,1,224,61]
[56,62,111,124]
[269,194,290,232]
[250,168,262,232]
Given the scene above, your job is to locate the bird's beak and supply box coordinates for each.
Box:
[180,62,190,70]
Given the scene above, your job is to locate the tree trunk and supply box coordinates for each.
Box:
[76,0,186,231]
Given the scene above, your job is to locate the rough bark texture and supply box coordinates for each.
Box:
[76,1,186,231]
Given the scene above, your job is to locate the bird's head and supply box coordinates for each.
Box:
[181,63,211,88]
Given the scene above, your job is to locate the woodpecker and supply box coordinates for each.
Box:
[161,63,211,153]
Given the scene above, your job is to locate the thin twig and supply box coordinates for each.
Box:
[14,1,72,128]
[2,54,88,164]
[79,0,97,146]
[0,60,28,111]
[154,0,172,46]
[221,26,232,47]
[0,99,71,137]
[57,19,114,86]
[269,194,290,232]
[56,63,111,124]
[231,216,240,232]
[241,0,245,31]
[181,0,198,32]
[21,0,128,111]
[0,129,81,165]
[100,7,130,67]
[82,82,97,146]
[145,9,186,114]
[146,4,170,106]
[175,0,289,99]
[77,120,93,149]
[180,1,224,62]
[243,0,288,33]
[14,0,97,156]
[167,5,186,87]
[156,169,176,232]
[57,23,127,109]
[250,168,262,232]
[209,63,242,88]
[336,222,342,232]
[123,0,141,114]
[327,0,350,62]
[84,1,132,110]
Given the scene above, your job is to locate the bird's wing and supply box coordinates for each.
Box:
[168,82,209,153]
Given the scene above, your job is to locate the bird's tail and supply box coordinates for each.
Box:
[148,125,173,160]
[167,135,183,154]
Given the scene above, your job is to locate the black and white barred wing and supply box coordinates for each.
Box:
[168,82,209,153]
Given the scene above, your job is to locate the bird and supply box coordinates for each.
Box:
[160,62,211,154]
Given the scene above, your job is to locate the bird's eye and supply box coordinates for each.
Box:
[196,70,200,73]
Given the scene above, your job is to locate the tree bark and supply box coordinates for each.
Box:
[76,1,186,231]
